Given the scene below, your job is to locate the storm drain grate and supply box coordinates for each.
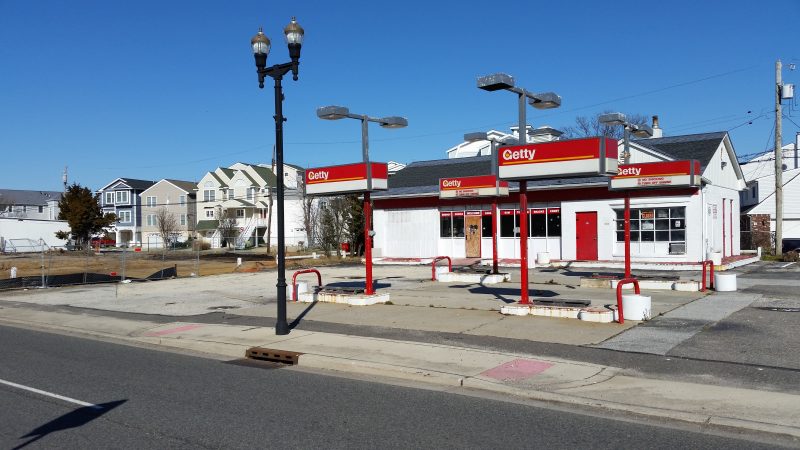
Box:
[756,307,800,313]
[245,347,302,365]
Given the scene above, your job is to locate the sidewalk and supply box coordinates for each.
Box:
[1,303,798,440]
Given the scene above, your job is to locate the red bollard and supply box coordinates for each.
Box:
[431,256,452,281]
[615,277,640,324]
[291,268,322,301]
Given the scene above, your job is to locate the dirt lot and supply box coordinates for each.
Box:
[0,249,356,281]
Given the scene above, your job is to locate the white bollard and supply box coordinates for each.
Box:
[714,273,737,292]
[622,294,652,321]
[10,267,17,279]
[707,251,722,266]
[236,257,242,267]
[536,252,550,265]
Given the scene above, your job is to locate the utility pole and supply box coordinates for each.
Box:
[775,60,783,255]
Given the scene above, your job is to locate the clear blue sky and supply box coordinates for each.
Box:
[1,0,798,191]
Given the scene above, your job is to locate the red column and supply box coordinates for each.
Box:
[364,192,374,295]
[492,198,498,274]
[624,194,631,279]
[519,181,529,305]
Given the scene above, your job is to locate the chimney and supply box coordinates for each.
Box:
[651,115,663,138]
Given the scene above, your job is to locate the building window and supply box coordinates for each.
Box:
[179,195,186,205]
[118,210,132,223]
[247,187,255,200]
[204,190,215,202]
[146,196,157,207]
[530,209,547,237]
[236,209,245,218]
[481,211,492,238]
[228,190,234,200]
[615,207,686,246]
[452,212,465,237]
[22,205,27,213]
[180,214,187,226]
[205,210,214,218]
[105,192,114,205]
[115,191,129,204]
[547,208,562,237]
[440,212,453,237]
[500,210,518,237]
[146,214,156,226]
[38,206,44,213]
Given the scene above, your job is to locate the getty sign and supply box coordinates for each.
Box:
[497,137,618,180]
[305,162,388,196]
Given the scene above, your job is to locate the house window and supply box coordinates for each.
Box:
[205,210,214,218]
[227,190,234,200]
[146,196,157,207]
[236,209,245,218]
[115,191,129,204]
[203,190,215,202]
[247,187,256,200]
[118,211,132,223]
[179,195,186,205]
[615,207,686,247]
[180,214,187,226]
[105,192,114,205]
[22,206,27,213]
[146,214,157,226]
[38,206,44,213]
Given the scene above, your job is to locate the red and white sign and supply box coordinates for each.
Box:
[305,162,388,195]
[497,137,618,180]
[609,160,701,190]
[439,175,509,199]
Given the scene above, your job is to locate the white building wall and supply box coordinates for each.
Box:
[374,208,439,258]
[0,218,69,251]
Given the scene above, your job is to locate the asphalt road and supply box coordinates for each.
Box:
[0,324,789,449]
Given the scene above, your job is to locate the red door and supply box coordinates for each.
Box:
[575,212,598,261]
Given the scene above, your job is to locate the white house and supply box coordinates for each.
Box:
[740,136,800,251]
[195,162,310,249]
[371,124,746,264]
[0,189,68,252]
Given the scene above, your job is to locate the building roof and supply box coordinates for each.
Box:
[634,132,727,170]
[373,155,607,198]
[0,189,62,205]
[250,165,277,186]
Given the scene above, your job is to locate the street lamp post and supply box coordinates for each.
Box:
[463,132,516,274]
[598,113,653,279]
[477,73,561,305]
[251,17,305,336]
[317,106,408,295]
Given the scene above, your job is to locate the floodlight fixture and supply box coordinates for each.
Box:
[529,92,562,109]
[598,112,627,126]
[379,116,408,129]
[317,105,350,120]
[477,73,515,91]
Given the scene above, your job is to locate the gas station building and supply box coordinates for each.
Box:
[372,131,746,264]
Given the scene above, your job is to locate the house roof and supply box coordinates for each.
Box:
[0,189,62,205]
[209,171,228,188]
[196,220,219,231]
[164,179,198,192]
[250,165,277,187]
[634,132,727,170]
[98,177,156,191]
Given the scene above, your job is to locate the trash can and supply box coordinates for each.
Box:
[714,273,737,292]
[340,242,350,252]
[622,294,652,321]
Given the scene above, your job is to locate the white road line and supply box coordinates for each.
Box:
[781,262,796,268]
[0,378,102,410]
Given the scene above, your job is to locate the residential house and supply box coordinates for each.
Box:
[195,162,309,249]
[0,189,62,220]
[740,136,800,251]
[139,179,198,248]
[97,178,156,245]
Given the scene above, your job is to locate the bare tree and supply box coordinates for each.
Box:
[155,207,180,250]
[562,111,650,140]
[318,197,349,256]
[217,208,239,248]
[302,193,319,249]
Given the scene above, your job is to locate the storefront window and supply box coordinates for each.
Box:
[547,208,561,237]
[500,210,516,237]
[481,212,492,237]
[452,213,465,237]
[530,209,547,237]
[440,213,452,237]
[615,207,686,248]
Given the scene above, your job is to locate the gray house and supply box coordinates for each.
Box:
[0,189,62,220]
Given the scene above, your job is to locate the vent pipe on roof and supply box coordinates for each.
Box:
[651,115,663,138]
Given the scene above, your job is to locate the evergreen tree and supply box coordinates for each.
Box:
[55,183,117,248]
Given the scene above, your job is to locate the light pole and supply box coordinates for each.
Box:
[317,106,407,295]
[599,113,653,279]
[477,73,561,305]
[463,132,516,275]
[251,17,305,336]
